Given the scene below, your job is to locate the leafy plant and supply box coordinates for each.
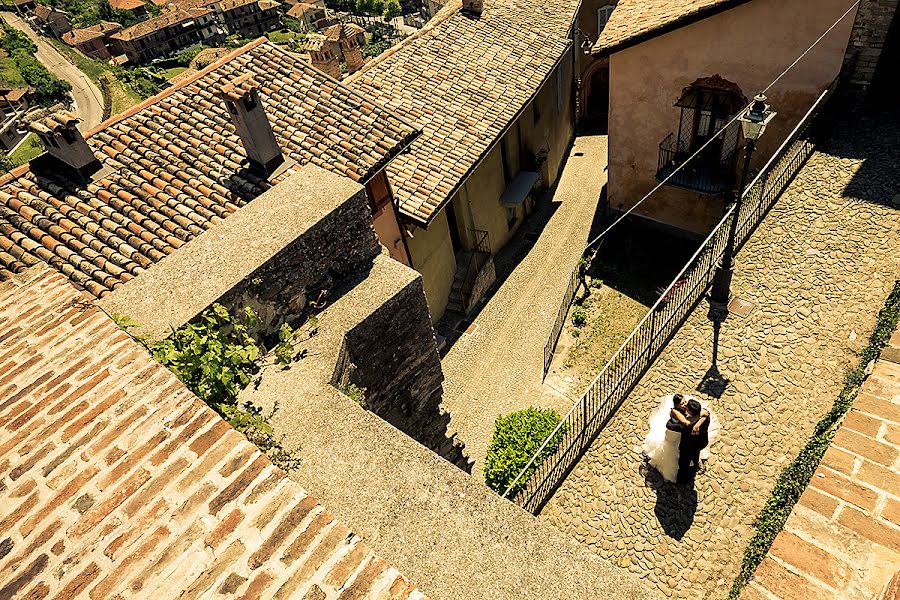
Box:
[149,303,301,471]
[572,305,588,327]
[153,304,261,405]
[340,382,367,407]
[382,0,400,22]
[273,322,295,366]
[728,280,900,598]
[1,26,71,105]
[111,312,141,330]
[362,39,390,58]
[483,407,567,496]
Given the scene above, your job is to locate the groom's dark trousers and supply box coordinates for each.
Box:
[677,417,709,483]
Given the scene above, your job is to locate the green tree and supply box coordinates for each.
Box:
[382,0,400,23]
[371,0,383,17]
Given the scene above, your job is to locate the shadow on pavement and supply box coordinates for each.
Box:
[642,462,698,541]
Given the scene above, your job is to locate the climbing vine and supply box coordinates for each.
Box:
[116,303,306,471]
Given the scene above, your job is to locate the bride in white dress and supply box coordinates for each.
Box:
[642,394,721,482]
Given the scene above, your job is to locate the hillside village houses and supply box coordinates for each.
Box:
[587,0,859,235]
[298,22,367,80]
[61,21,123,60]
[59,0,282,63]
[32,4,72,36]
[285,0,328,31]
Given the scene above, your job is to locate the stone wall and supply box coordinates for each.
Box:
[99,165,380,344]
[337,270,465,468]
[100,163,453,467]
[842,0,899,96]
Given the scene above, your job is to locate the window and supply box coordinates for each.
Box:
[656,75,746,195]
[674,76,745,163]
[597,4,614,34]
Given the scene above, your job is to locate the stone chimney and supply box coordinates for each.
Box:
[216,73,284,174]
[461,0,483,16]
[336,25,364,74]
[26,106,101,178]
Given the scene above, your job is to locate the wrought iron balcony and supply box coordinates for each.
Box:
[656,133,736,196]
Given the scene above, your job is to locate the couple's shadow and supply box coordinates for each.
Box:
[641,462,698,540]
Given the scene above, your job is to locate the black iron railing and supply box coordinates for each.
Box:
[460,229,491,298]
[504,76,844,514]
[543,269,579,377]
[656,133,737,196]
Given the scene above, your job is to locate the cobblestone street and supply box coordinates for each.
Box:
[541,117,900,598]
[440,135,607,474]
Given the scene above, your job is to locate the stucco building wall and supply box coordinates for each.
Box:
[406,46,576,322]
[607,0,857,234]
[406,209,457,322]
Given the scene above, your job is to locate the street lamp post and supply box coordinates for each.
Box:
[707,93,776,370]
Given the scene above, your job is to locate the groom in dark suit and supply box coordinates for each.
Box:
[677,399,709,484]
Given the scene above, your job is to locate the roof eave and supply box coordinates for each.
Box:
[399,37,576,229]
[592,0,753,58]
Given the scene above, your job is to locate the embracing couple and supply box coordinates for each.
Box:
[642,393,721,484]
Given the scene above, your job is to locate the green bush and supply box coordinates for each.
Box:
[483,407,567,496]
[362,39,390,58]
[728,280,900,598]
[572,305,588,327]
[283,16,304,32]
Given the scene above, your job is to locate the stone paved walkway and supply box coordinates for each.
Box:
[440,135,607,474]
[541,116,900,598]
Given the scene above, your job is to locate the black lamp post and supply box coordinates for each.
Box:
[707,93,776,369]
[574,28,594,55]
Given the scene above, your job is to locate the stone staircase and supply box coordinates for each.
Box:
[447,248,494,315]
[447,251,474,314]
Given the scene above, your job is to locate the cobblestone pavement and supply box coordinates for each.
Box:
[541,117,900,598]
[440,135,608,475]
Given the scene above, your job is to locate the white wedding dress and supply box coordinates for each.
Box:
[642,394,721,482]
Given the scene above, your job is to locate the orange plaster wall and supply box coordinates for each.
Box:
[606,0,857,234]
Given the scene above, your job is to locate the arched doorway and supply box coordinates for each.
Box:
[579,58,610,133]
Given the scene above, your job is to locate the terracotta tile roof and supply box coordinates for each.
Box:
[323,22,364,41]
[61,21,122,46]
[0,265,428,599]
[110,6,212,41]
[24,105,78,135]
[33,5,63,20]
[0,87,28,102]
[595,0,749,55]
[298,32,328,51]
[346,0,578,224]
[216,0,279,12]
[109,0,145,10]
[286,2,319,17]
[0,39,418,296]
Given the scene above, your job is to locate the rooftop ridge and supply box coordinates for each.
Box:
[343,0,461,84]
[84,37,268,138]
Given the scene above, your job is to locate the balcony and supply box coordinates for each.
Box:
[656,133,736,196]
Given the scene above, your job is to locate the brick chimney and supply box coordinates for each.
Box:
[216,73,284,174]
[306,35,342,80]
[461,0,483,16]
[335,25,364,74]
[26,106,101,178]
